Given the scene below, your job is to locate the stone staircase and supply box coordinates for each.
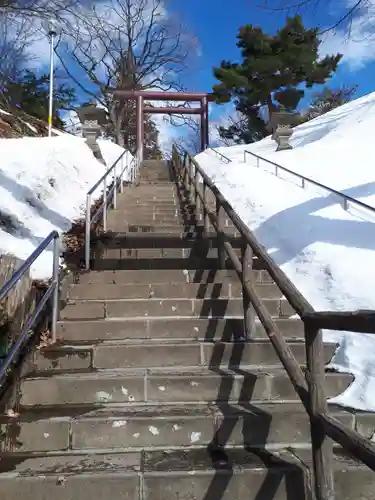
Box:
[1,160,374,499]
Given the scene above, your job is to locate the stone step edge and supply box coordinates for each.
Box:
[25,363,318,379]
[66,297,286,302]
[56,317,297,325]
[35,339,312,349]
[18,395,349,412]
[59,314,297,322]
[12,401,348,418]
[54,334,305,344]
[24,364,317,378]
[0,447,363,476]
[22,365,343,380]
[0,443,350,461]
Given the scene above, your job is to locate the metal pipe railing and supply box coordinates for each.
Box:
[0,230,60,382]
[209,147,232,164]
[244,149,375,215]
[85,151,138,269]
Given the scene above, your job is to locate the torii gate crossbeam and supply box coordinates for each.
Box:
[113,90,215,162]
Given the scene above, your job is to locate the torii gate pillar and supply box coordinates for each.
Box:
[113,90,214,163]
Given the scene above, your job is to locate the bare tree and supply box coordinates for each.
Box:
[254,0,368,37]
[55,0,197,150]
[173,118,201,155]
[0,0,83,18]
[0,12,41,106]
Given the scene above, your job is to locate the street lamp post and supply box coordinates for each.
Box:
[47,19,58,137]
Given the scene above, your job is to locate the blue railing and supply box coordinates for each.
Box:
[0,230,60,382]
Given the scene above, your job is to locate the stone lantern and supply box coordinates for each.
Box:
[268,107,300,152]
[76,102,107,163]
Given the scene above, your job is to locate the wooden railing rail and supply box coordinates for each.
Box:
[171,145,375,500]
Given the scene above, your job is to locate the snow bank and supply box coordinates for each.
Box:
[196,91,375,412]
[0,135,129,279]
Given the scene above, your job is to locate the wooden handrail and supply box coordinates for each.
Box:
[303,310,375,333]
[172,145,375,500]
[188,155,314,317]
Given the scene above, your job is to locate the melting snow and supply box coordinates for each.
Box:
[196,90,375,412]
[112,420,127,428]
[0,135,132,279]
[149,426,160,436]
[190,432,201,443]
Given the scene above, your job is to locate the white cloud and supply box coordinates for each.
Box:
[319,0,375,70]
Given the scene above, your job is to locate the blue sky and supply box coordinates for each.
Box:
[170,0,375,108]
[30,0,375,137]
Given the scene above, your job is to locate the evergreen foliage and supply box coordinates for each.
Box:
[2,70,75,130]
[213,15,342,143]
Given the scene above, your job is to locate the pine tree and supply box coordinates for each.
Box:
[3,70,75,129]
[213,15,342,143]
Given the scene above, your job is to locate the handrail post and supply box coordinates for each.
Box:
[304,322,335,500]
[184,155,190,196]
[113,165,117,209]
[103,176,107,232]
[242,243,255,340]
[120,155,124,194]
[216,198,226,269]
[133,156,137,184]
[189,158,195,205]
[85,194,91,270]
[194,167,201,221]
[203,181,209,236]
[51,234,60,343]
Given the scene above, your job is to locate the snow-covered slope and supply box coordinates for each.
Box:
[0,135,131,279]
[196,91,375,412]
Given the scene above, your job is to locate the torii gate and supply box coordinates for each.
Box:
[113,90,215,162]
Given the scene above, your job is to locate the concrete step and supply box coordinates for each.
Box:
[94,233,244,250]
[113,225,198,234]
[76,269,190,284]
[116,205,181,211]
[91,258,244,271]
[116,197,177,204]
[116,200,178,208]
[111,203,179,211]
[30,340,336,373]
[67,282,282,300]
[98,248,244,261]
[20,368,352,407]
[114,214,198,223]
[0,403,364,453]
[60,297,296,320]
[57,317,305,343]
[74,269,270,285]
[137,181,175,186]
[0,448,372,500]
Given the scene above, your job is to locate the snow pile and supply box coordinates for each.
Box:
[0,135,130,279]
[196,91,375,411]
